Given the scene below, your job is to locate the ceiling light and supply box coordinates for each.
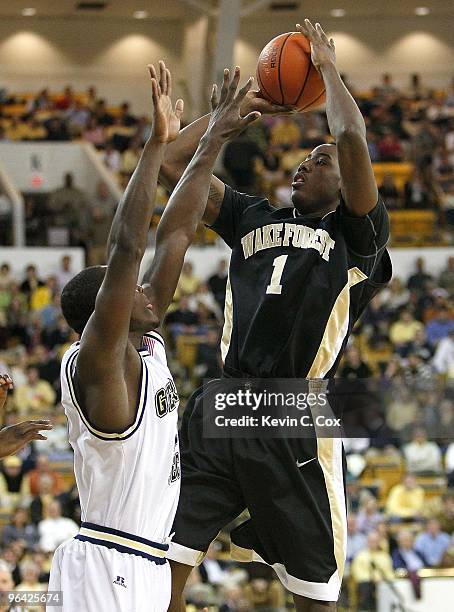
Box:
[21,7,36,16]
[414,7,430,16]
[330,8,346,18]
[133,10,148,19]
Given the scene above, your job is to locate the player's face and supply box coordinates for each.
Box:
[291,144,341,215]
[130,284,160,331]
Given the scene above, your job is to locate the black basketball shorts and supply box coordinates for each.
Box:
[167,381,347,601]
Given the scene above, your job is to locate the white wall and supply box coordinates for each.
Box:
[1,13,453,118]
[237,15,454,91]
[0,18,184,115]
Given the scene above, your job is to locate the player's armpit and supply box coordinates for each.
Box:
[203,177,226,226]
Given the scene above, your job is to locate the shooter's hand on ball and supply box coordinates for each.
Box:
[148,60,184,144]
[206,66,261,142]
[296,19,336,72]
[241,89,294,116]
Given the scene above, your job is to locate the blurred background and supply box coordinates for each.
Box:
[0,1,453,610]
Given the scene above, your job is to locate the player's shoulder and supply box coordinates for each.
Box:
[225,184,272,213]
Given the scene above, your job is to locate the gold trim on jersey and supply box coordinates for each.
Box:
[78,526,166,558]
[307,266,367,379]
[221,273,233,363]
[306,266,367,583]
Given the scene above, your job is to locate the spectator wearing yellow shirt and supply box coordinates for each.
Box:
[30,277,55,312]
[351,531,394,610]
[175,261,200,300]
[0,456,31,511]
[386,474,425,521]
[14,366,56,417]
[389,310,424,347]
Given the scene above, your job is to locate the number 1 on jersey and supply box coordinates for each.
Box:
[266,254,288,295]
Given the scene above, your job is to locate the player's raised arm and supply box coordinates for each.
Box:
[143,68,260,320]
[297,19,378,216]
[160,85,289,226]
[75,62,183,431]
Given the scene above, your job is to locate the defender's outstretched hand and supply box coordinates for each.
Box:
[149,60,184,144]
[0,420,52,459]
[297,19,336,72]
[207,67,261,142]
[0,374,13,412]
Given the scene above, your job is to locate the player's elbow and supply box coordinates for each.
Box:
[336,125,367,146]
[109,234,144,263]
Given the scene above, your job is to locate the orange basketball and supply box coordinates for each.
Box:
[256,32,326,112]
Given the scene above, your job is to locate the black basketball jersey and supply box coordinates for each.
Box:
[210,185,392,378]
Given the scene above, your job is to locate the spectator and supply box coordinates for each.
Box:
[386,386,418,432]
[386,474,425,521]
[407,258,433,293]
[391,529,426,571]
[401,327,433,361]
[351,531,394,611]
[340,345,372,378]
[0,560,14,610]
[379,173,401,209]
[404,168,432,209]
[199,542,229,586]
[223,130,263,192]
[389,310,424,347]
[13,366,56,417]
[414,519,451,567]
[208,259,228,309]
[438,256,454,294]
[194,328,222,381]
[86,204,113,266]
[0,456,30,511]
[176,262,200,298]
[164,296,200,340]
[356,497,384,534]
[424,490,454,534]
[47,173,89,245]
[269,116,301,147]
[20,265,44,302]
[402,352,435,391]
[346,513,367,565]
[54,85,74,111]
[432,328,454,376]
[82,116,106,147]
[1,507,39,549]
[54,256,74,293]
[38,500,78,553]
[379,277,410,314]
[101,141,122,173]
[28,454,63,497]
[15,560,46,605]
[0,263,12,291]
[403,427,442,474]
[425,307,454,347]
[440,533,454,568]
[377,131,404,161]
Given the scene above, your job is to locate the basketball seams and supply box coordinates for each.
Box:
[277,33,292,106]
[299,88,326,112]
[293,56,314,107]
[257,67,278,105]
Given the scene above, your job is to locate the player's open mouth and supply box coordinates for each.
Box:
[292,177,306,188]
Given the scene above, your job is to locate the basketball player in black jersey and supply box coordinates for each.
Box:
[161,20,391,612]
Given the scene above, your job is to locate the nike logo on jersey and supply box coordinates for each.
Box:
[241,223,335,261]
[296,458,317,468]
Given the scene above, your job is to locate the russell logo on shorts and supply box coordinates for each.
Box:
[113,576,127,588]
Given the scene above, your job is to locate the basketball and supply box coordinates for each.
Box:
[256,32,326,112]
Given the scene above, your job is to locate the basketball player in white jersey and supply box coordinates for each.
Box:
[48,63,260,612]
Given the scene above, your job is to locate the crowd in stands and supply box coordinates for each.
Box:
[0,248,453,610]
[1,72,454,248]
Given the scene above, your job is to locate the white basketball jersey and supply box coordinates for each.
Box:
[60,331,180,545]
